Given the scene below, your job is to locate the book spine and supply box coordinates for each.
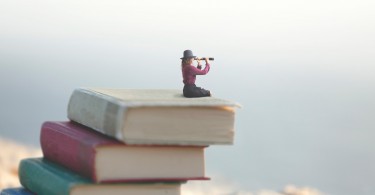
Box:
[67,88,125,140]
[19,158,90,195]
[40,122,97,181]
[0,188,34,195]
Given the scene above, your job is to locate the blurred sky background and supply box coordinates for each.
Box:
[1,0,374,194]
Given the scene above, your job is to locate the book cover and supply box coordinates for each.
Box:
[67,88,240,145]
[0,188,34,195]
[41,121,209,183]
[19,158,181,195]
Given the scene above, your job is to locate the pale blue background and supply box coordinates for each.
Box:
[1,1,374,194]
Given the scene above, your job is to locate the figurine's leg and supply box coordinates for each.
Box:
[183,84,195,98]
[183,84,211,98]
[198,87,211,97]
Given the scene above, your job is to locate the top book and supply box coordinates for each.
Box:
[67,88,240,146]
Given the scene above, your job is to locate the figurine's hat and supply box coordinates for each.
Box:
[180,50,196,59]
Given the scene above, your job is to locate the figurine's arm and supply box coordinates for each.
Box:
[190,63,210,75]
[197,58,202,69]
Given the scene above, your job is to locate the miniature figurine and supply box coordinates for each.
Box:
[181,50,211,98]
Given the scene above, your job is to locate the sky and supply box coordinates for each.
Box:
[1,0,375,194]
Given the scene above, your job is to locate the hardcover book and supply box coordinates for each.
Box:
[67,88,240,145]
[0,188,33,195]
[19,158,181,195]
[41,121,208,183]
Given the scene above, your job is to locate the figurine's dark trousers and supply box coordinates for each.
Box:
[183,84,211,98]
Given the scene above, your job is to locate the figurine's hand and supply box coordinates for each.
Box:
[196,58,201,65]
[205,57,209,63]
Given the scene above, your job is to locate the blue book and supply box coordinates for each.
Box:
[0,187,33,195]
[19,158,181,195]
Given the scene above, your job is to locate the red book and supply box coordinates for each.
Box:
[40,121,209,183]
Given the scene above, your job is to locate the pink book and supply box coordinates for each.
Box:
[40,121,209,183]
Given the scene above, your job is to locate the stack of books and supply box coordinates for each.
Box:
[1,88,239,195]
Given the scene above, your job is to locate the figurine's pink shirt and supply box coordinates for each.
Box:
[182,63,210,85]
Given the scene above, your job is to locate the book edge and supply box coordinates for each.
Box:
[68,88,127,141]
